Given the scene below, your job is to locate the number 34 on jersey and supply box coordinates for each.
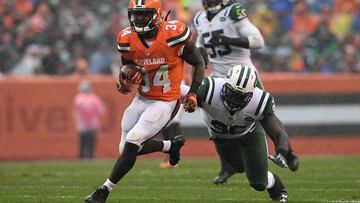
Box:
[117,20,192,101]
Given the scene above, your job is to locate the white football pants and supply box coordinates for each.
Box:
[119,94,179,154]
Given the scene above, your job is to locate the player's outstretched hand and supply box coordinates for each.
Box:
[183,93,197,113]
[268,153,289,169]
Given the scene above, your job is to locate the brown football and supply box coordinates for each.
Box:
[120,64,140,80]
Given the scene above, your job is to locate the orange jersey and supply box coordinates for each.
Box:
[117,21,191,101]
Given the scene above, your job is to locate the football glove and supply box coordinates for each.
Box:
[128,72,142,85]
[268,151,289,169]
[183,93,197,113]
[116,80,132,94]
[116,71,133,94]
[286,150,299,171]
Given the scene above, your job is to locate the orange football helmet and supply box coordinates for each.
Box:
[128,0,163,33]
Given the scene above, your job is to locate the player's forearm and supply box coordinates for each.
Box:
[121,56,132,65]
[261,114,289,153]
[182,42,206,94]
[223,36,249,48]
[198,47,209,66]
[224,35,264,49]
[272,132,290,154]
[189,60,205,94]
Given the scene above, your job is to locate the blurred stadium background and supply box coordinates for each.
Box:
[0,0,360,202]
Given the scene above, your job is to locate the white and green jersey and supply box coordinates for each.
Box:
[197,77,275,139]
[193,3,262,77]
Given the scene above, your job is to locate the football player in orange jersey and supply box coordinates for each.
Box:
[84,0,205,202]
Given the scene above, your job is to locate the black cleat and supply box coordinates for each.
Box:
[287,150,299,172]
[84,185,109,203]
[213,170,235,185]
[168,135,185,166]
[267,173,288,202]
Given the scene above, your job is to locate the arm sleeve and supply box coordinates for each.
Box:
[234,18,264,49]
[195,33,204,48]
[117,28,132,60]
[196,77,210,108]
[262,95,276,117]
[166,22,192,47]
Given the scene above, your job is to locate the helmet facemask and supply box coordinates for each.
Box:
[202,0,224,14]
[221,83,253,112]
[220,65,257,112]
[128,8,158,34]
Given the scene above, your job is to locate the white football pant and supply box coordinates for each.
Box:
[119,94,179,154]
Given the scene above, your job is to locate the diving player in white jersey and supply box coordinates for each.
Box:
[193,0,298,184]
[197,65,296,202]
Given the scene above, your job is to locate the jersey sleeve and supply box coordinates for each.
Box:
[262,94,276,117]
[196,77,211,108]
[192,11,203,27]
[228,3,248,22]
[165,21,192,47]
[116,27,132,59]
[232,14,264,48]
[193,11,204,48]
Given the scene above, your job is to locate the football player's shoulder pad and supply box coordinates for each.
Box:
[244,87,271,117]
[196,77,212,108]
[117,27,132,53]
[262,93,276,116]
[228,3,247,22]
[196,77,222,108]
[193,10,206,27]
[163,20,192,47]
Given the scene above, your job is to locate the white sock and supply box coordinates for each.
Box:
[266,171,275,189]
[103,179,116,191]
[162,140,171,152]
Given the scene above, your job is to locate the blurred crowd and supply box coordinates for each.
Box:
[0,0,359,76]
[245,0,360,73]
[0,0,128,76]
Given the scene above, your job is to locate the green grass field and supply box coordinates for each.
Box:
[0,156,359,203]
